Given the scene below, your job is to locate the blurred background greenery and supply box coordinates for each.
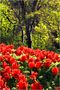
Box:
[0,0,60,53]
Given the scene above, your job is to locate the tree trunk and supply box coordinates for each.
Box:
[21,30,24,44]
[26,20,31,48]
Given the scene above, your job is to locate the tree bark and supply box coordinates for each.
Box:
[26,19,32,48]
[19,1,32,48]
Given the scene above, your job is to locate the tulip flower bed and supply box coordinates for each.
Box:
[0,43,60,90]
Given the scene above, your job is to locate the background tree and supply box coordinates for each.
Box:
[0,0,60,53]
[0,0,18,44]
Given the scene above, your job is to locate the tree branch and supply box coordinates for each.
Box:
[2,11,13,24]
[32,0,39,12]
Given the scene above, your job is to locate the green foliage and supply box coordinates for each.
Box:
[32,0,60,50]
[32,21,49,49]
[0,0,60,51]
[0,2,18,43]
[7,77,17,88]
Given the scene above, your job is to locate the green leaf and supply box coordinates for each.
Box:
[11,87,18,90]
[12,53,20,60]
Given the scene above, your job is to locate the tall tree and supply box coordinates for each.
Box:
[0,0,60,51]
[9,0,40,48]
